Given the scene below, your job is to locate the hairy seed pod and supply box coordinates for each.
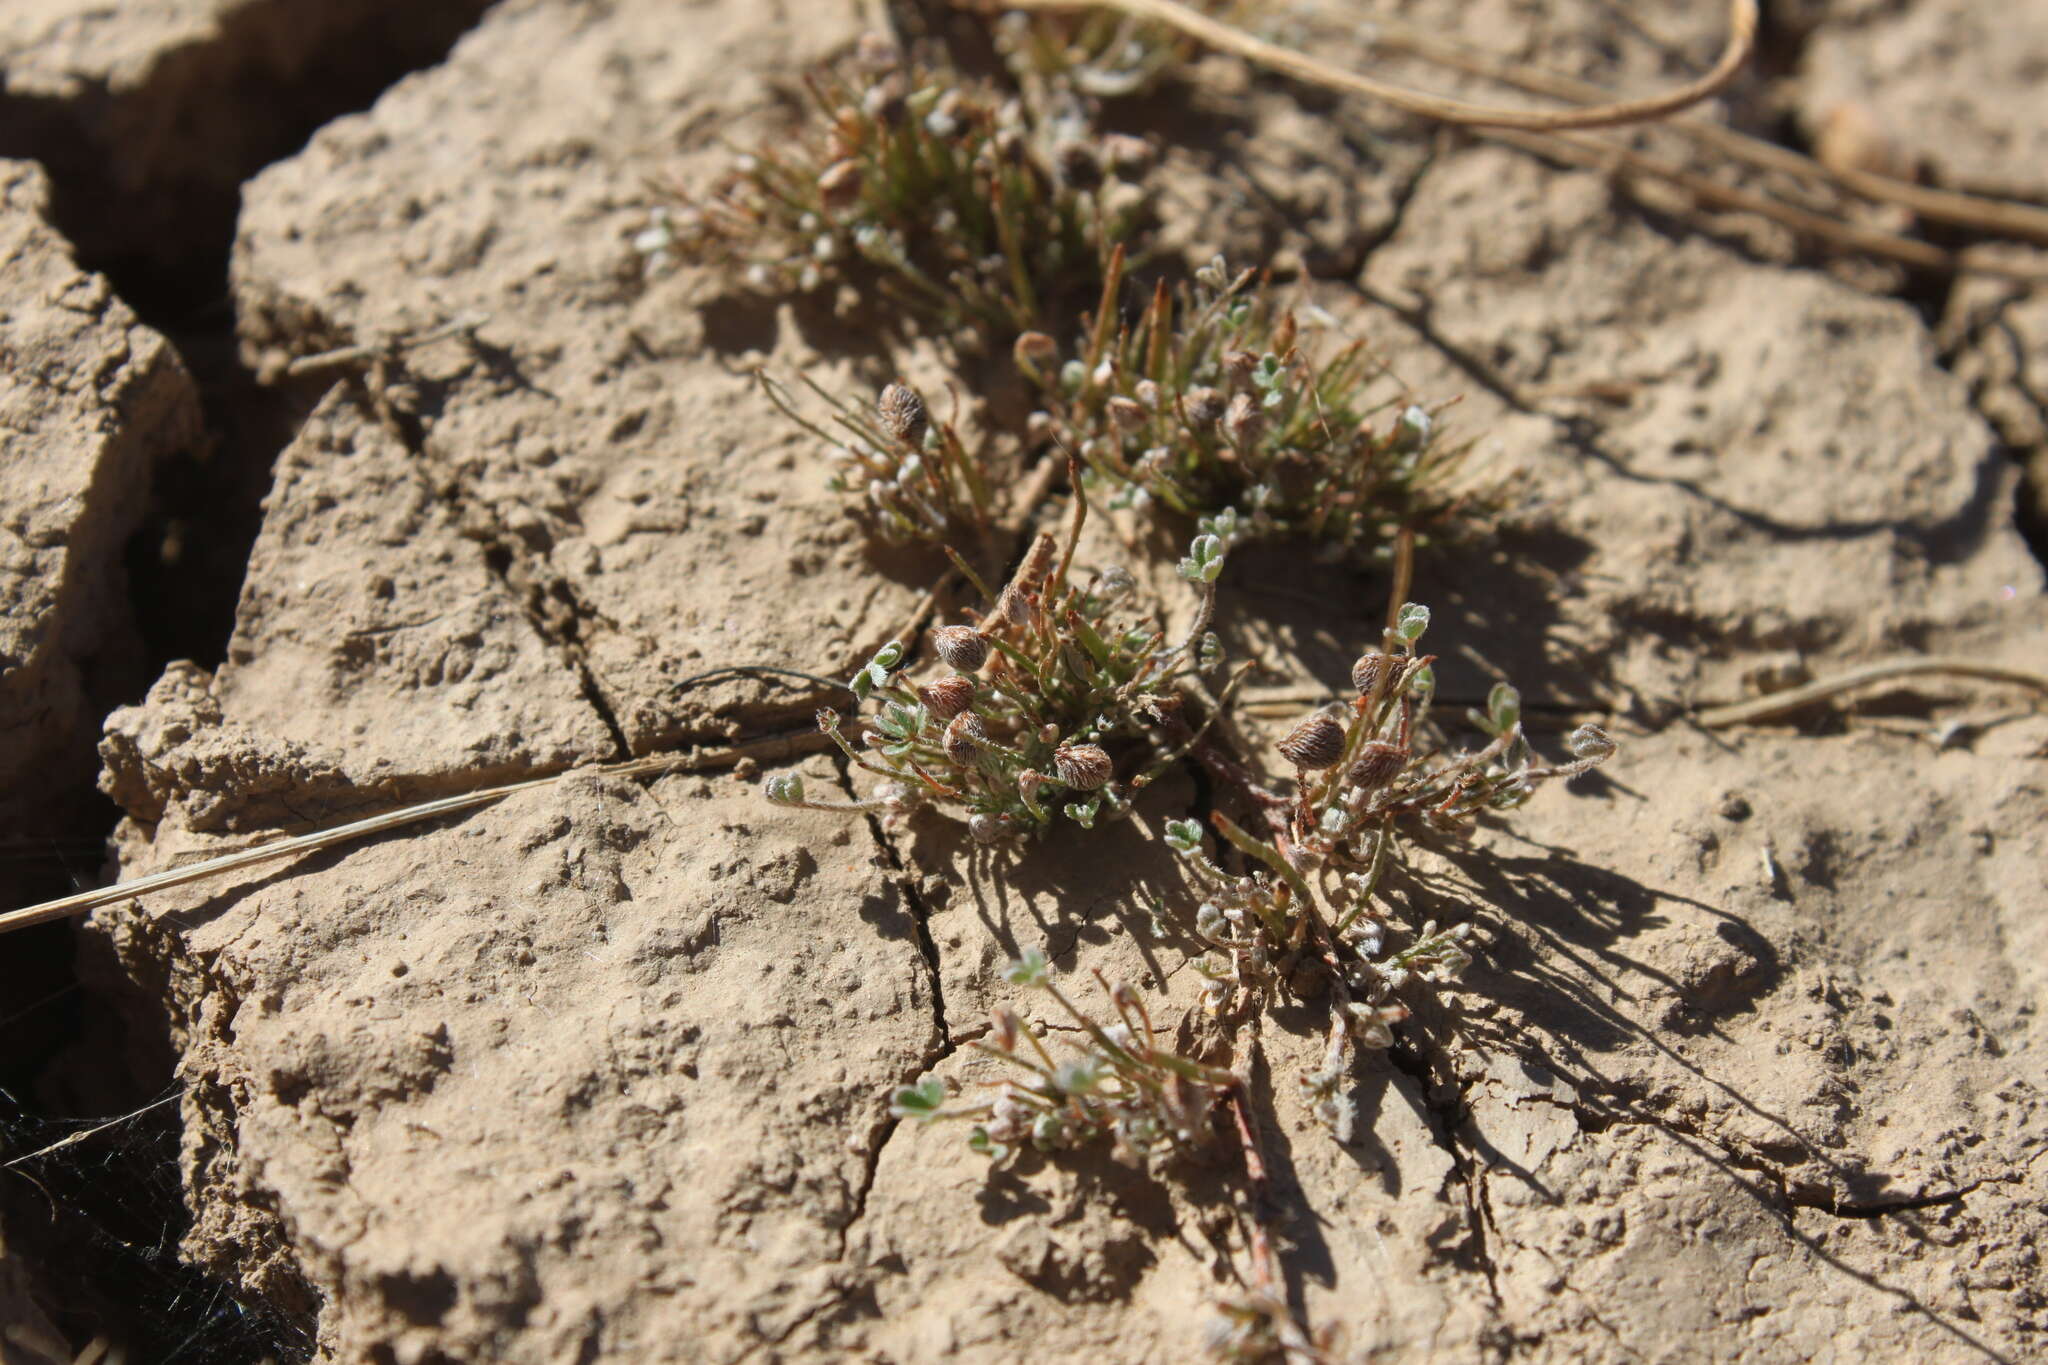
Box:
[1223,349,1260,391]
[877,382,928,449]
[1014,331,1058,378]
[817,158,864,212]
[991,1007,1021,1052]
[1052,742,1113,791]
[1350,650,1394,697]
[1277,713,1345,769]
[1134,378,1162,410]
[1347,740,1408,791]
[1183,386,1226,429]
[943,711,990,763]
[1224,392,1265,451]
[1271,311,1297,358]
[917,675,975,721]
[931,625,989,672]
[1106,396,1147,431]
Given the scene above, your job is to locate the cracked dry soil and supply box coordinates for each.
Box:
[3,1,2046,1362]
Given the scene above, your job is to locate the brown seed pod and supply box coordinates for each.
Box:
[1277,713,1345,769]
[1350,651,1394,697]
[1107,396,1148,431]
[818,159,863,212]
[1347,741,1408,792]
[1224,392,1265,451]
[877,382,929,449]
[931,625,990,672]
[1052,742,1113,791]
[1271,312,1297,358]
[943,711,990,764]
[1183,386,1226,429]
[918,675,975,721]
[1223,349,1260,391]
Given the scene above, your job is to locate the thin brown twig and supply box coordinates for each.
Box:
[0,730,827,937]
[1358,13,2048,247]
[1693,656,2048,729]
[973,0,1757,132]
[1489,127,2048,282]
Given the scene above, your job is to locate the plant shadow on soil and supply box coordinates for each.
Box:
[1372,830,2018,1365]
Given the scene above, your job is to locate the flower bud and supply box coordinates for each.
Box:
[917,675,975,721]
[1052,742,1113,791]
[991,1007,1021,1052]
[1182,386,1226,428]
[818,159,863,212]
[1277,713,1345,769]
[943,711,990,763]
[1223,349,1259,391]
[877,382,928,449]
[1347,741,1408,791]
[1350,651,1394,697]
[1134,378,1162,410]
[931,625,989,672]
[1106,395,1147,431]
[1568,724,1617,762]
[1224,392,1264,451]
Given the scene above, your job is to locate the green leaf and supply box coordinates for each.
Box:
[1003,947,1051,988]
[889,1075,947,1120]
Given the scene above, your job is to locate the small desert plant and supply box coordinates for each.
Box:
[766,495,1246,841]
[763,374,1000,546]
[1016,254,1471,557]
[890,949,1238,1167]
[648,35,1149,337]
[1169,601,1615,1139]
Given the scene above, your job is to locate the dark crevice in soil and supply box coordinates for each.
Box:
[2,5,502,1362]
[830,746,954,1254]
[1933,290,2048,571]
[1383,1034,1499,1306]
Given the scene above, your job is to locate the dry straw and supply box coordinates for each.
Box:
[979,0,2048,280]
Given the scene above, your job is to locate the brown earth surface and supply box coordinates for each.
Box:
[3,1,2046,1362]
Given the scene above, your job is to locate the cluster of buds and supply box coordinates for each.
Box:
[763,375,998,545]
[890,949,1238,1168]
[1165,601,1615,1132]
[652,34,1152,337]
[1014,254,1473,557]
[768,504,1233,840]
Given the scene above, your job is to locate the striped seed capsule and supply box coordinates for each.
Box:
[917,675,975,721]
[931,625,989,672]
[1350,651,1394,697]
[1052,742,1113,791]
[1183,386,1226,429]
[1277,713,1345,769]
[1347,741,1408,791]
[877,382,928,449]
[943,711,990,763]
